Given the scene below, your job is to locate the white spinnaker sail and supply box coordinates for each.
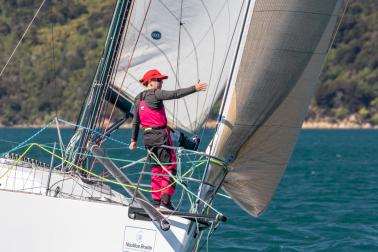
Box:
[210,0,345,217]
[111,0,247,132]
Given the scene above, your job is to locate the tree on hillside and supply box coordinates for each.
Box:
[315,0,378,124]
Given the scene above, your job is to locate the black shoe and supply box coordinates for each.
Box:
[160,201,175,211]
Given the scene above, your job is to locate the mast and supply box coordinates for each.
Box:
[71,0,133,166]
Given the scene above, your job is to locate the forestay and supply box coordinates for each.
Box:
[210,0,345,216]
[110,0,247,132]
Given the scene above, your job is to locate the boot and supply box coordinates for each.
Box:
[153,200,160,208]
[160,194,175,211]
[160,201,175,211]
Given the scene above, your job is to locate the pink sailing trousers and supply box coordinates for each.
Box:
[150,128,177,202]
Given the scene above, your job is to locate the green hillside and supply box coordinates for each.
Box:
[0,0,377,126]
[0,0,117,125]
[313,0,378,125]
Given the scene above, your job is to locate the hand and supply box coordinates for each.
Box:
[129,141,137,150]
[195,82,207,92]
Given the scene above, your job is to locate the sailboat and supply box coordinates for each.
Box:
[0,0,347,251]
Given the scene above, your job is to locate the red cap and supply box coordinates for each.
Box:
[139,69,168,85]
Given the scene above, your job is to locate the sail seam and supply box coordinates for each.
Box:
[197,0,217,132]
[173,0,185,129]
[198,0,247,139]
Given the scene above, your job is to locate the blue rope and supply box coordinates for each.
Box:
[5,120,55,154]
[58,118,135,148]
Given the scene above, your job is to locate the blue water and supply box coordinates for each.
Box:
[0,129,377,251]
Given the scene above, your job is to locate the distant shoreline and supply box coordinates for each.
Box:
[1,119,377,129]
[301,121,378,129]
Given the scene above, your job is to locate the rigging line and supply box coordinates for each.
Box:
[173,0,184,129]
[208,0,253,156]
[157,0,200,80]
[0,139,19,144]
[329,0,351,52]
[35,143,208,194]
[181,0,236,134]
[176,1,228,67]
[148,151,223,215]
[99,0,153,145]
[37,146,203,165]
[195,0,217,132]
[197,219,221,252]
[87,33,121,129]
[91,1,134,132]
[199,0,246,141]
[88,1,151,175]
[97,0,136,132]
[5,119,54,155]
[127,24,194,130]
[156,0,200,130]
[114,23,195,131]
[59,1,131,165]
[86,5,135,172]
[76,58,102,128]
[84,0,132,137]
[168,1,233,132]
[198,0,233,119]
[0,0,48,79]
[87,0,136,174]
[58,118,130,146]
[77,58,104,130]
[50,2,58,118]
[0,144,34,180]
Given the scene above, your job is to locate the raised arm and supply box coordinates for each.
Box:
[155,82,207,100]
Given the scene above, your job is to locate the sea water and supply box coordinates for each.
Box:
[0,128,377,251]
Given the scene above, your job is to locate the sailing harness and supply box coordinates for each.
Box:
[138,93,167,129]
[138,91,200,151]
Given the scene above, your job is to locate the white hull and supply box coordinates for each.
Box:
[0,159,199,252]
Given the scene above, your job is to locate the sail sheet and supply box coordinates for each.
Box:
[110,0,247,132]
[210,0,345,216]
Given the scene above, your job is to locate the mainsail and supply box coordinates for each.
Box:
[210,0,345,216]
[110,0,248,132]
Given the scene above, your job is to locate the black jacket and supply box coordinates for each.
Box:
[131,86,196,141]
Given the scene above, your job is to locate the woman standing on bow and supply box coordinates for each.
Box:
[129,69,206,210]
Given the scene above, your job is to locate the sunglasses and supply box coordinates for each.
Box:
[150,78,163,83]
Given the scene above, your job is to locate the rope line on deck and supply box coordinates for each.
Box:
[1,143,207,194]
[0,119,228,219]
